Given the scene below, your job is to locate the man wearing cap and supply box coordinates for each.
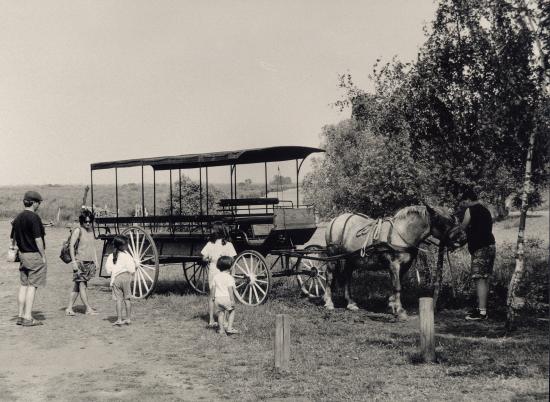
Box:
[10,191,47,326]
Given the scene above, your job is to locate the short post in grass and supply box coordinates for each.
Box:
[419,297,436,362]
[275,314,290,372]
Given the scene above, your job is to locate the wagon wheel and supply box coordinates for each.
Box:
[183,261,209,294]
[231,250,271,306]
[296,244,328,299]
[121,226,159,299]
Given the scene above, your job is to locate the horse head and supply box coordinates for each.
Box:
[424,204,466,247]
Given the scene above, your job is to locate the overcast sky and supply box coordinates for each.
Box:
[0,0,437,185]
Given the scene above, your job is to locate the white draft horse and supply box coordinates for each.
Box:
[324,205,464,319]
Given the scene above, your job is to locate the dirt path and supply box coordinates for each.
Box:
[0,221,221,402]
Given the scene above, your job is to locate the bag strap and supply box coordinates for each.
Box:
[71,227,82,247]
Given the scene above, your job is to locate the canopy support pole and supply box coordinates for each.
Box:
[206,167,209,216]
[265,162,268,213]
[141,164,145,221]
[179,169,182,214]
[199,167,203,215]
[115,168,119,231]
[169,170,173,218]
[90,169,94,215]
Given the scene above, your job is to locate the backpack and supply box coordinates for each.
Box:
[59,227,81,264]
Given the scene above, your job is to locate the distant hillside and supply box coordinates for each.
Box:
[0,182,300,222]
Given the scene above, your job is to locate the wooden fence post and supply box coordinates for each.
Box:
[275,314,290,371]
[419,297,436,362]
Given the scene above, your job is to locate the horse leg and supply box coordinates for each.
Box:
[389,260,408,320]
[344,260,359,311]
[323,261,337,310]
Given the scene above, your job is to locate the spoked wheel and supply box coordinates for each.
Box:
[121,226,159,299]
[231,250,271,306]
[296,244,328,299]
[183,261,209,294]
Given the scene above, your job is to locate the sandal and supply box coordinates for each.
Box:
[206,322,219,329]
[225,328,240,334]
[85,309,99,315]
[65,310,76,316]
[21,318,43,327]
[122,319,132,325]
[112,320,125,326]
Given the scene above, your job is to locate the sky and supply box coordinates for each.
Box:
[0,0,437,186]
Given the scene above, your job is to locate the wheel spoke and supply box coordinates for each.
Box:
[139,265,153,283]
[235,262,248,276]
[137,270,143,297]
[235,281,246,289]
[252,282,267,296]
[255,279,268,284]
[127,231,137,259]
[318,279,326,292]
[140,264,157,271]
[139,269,150,293]
[139,245,152,260]
[241,257,251,275]
[137,231,144,258]
[133,271,137,296]
[252,284,260,304]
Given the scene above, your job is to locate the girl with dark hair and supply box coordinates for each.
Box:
[65,209,99,316]
[105,235,136,325]
[201,222,237,328]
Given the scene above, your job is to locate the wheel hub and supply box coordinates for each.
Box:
[309,267,319,277]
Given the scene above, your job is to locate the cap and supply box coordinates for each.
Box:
[23,191,43,202]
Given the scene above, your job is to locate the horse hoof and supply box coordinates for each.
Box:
[397,311,409,321]
[347,303,359,311]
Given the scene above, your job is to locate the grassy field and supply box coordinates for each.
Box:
[0,209,547,401]
[0,183,298,223]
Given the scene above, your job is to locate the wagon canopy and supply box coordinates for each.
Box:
[91,146,324,171]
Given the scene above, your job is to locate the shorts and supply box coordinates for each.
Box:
[112,272,133,301]
[19,252,47,287]
[215,296,234,313]
[73,261,96,286]
[471,244,496,279]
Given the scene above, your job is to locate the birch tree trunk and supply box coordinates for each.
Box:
[506,0,548,331]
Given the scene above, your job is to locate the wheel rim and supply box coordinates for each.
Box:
[122,227,159,299]
[297,245,328,299]
[231,251,270,306]
[183,262,209,294]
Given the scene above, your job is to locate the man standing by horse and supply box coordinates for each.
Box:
[458,188,496,321]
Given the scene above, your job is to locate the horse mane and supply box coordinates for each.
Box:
[394,205,428,221]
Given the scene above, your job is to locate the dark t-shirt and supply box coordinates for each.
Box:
[466,203,495,254]
[10,210,45,253]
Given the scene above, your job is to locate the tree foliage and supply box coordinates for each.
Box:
[303,120,428,218]
[310,0,549,219]
[164,175,226,215]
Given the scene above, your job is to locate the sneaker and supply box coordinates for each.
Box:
[465,309,488,321]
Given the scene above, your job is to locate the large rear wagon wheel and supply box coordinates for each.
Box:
[296,244,328,299]
[121,226,159,299]
[183,262,209,294]
[231,250,271,306]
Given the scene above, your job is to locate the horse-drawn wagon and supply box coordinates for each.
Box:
[90,146,329,304]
